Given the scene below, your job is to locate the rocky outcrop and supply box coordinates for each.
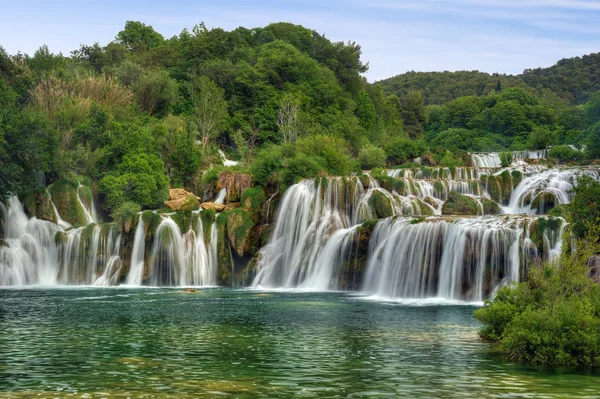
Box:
[369,190,394,219]
[23,189,57,223]
[164,189,200,211]
[200,202,226,212]
[442,191,480,215]
[217,172,252,202]
[587,255,600,284]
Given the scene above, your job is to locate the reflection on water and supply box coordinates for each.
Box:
[0,288,599,398]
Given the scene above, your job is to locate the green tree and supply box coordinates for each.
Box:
[188,76,227,151]
[355,90,376,131]
[99,153,169,210]
[116,21,164,52]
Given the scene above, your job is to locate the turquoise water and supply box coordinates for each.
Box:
[0,288,598,398]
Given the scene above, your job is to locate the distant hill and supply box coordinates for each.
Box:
[377,52,600,105]
[521,52,600,104]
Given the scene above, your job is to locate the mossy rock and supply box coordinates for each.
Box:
[216,212,233,286]
[23,188,56,223]
[339,220,377,290]
[226,208,255,257]
[217,171,252,202]
[48,179,89,226]
[417,199,434,216]
[531,192,558,214]
[141,211,162,240]
[0,239,8,248]
[369,190,394,219]
[241,187,266,215]
[511,170,523,187]
[442,191,480,215]
[199,209,216,242]
[171,211,193,233]
[482,199,502,215]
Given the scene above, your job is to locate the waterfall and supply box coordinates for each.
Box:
[218,149,239,167]
[506,168,600,214]
[214,188,227,204]
[252,178,361,289]
[362,216,559,301]
[184,214,218,286]
[125,216,146,285]
[149,216,187,286]
[77,184,97,225]
[47,188,72,229]
[0,197,61,286]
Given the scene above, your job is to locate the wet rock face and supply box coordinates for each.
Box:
[217,172,252,202]
[164,189,200,211]
[588,255,600,284]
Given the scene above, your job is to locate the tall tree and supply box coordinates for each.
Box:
[277,94,301,143]
[188,76,227,151]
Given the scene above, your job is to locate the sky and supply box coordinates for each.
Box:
[1,0,599,82]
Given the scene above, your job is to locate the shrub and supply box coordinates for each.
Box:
[474,241,600,367]
[358,143,386,169]
[500,151,513,167]
[549,145,580,162]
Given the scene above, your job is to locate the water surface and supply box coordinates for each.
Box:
[1,288,598,398]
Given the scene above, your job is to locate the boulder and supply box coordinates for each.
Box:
[200,202,226,212]
[369,189,394,219]
[164,189,200,211]
[442,191,480,215]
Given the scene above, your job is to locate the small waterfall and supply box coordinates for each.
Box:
[362,216,558,301]
[94,231,122,286]
[252,178,360,289]
[506,168,600,214]
[184,213,218,286]
[149,216,187,286]
[214,188,227,204]
[0,197,61,286]
[125,216,146,285]
[47,188,71,229]
[218,149,239,167]
[77,184,97,225]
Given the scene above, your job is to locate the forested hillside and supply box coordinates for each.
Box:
[0,21,599,218]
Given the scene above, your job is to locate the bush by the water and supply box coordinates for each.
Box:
[474,244,600,366]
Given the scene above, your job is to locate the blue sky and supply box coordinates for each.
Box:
[1,0,599,81]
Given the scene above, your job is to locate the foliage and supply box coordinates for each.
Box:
[110,201,141,233]
[499,151,513,167]
[569,175,600,240]
[474,241,600,366]
[99,153,169,210]
[358,143,386,169]
[549,145,581,162]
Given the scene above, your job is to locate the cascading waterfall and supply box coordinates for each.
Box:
[2,158,598,296]
[253,178,363,289]
[125,216,146,285]
[506,168,600,214]
[0,197,61,286]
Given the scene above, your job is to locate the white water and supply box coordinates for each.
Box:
[125,216,146,285]
[218,149,239,167]
[77,184,97,225]
[214,188,227,204]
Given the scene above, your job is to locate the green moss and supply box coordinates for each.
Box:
[548,204,569,219]
[483,199,502,215]
[23,188,56,223]
[241,187,266,214]
[199,209,216,242]
[48,179,88,226]
[442,191,480,215]
[141,211,162,241]
[511,170,523,187]
[171,211,193,233]
[369,190,394,219]
[417,199,434,216]
[226,208,255,257]
[531,192,558,214]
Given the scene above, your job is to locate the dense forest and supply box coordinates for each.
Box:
[0,21,599,216]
